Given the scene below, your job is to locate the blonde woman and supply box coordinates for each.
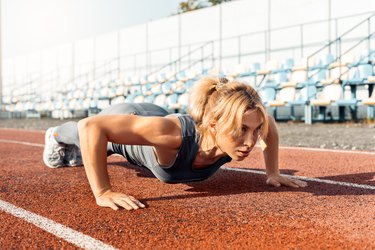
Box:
[43,77,307,211]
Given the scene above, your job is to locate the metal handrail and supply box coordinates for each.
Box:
[305,12,375,105]
[146,41,214,77]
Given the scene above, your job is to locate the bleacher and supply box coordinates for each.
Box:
[3,13,375,124]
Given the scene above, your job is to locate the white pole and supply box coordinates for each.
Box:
[0,0,3,111]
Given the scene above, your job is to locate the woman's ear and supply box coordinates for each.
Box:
[209,120,216,133]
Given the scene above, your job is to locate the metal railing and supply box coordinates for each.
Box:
[304,12,375,123]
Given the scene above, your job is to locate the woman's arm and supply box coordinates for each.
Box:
[77,114,181,210]
[262,115,307,188]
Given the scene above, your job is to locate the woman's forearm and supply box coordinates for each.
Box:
[263,116,280,176]
[78,119,112,197]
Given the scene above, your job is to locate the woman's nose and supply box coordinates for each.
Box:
[244,134,256,147]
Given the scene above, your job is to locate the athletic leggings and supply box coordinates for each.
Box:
[54,103,169,153]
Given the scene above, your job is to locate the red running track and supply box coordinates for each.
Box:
[0,128,374,249]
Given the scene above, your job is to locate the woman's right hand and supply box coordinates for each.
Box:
[95,190,146,211]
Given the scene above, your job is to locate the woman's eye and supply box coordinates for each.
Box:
[254,127,261,135]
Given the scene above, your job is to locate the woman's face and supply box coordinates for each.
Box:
[215,109,264,161]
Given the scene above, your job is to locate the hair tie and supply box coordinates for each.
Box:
[216,77,228,91]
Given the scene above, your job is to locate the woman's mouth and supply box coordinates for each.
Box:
[238,150,251,157]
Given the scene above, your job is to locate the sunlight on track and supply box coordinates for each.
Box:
[1,137,374,190]
[0,200,117,250]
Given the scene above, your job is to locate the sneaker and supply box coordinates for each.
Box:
[64,144,83,166]
[43,127,66,168]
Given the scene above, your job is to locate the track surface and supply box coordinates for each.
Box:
[0,128,374,249]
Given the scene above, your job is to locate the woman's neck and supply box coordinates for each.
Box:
[194,134,226,167]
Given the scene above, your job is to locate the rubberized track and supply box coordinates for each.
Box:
[0,128,374,249]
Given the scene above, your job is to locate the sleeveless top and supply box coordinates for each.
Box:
[110,114,232,183]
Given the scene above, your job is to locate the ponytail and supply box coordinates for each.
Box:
[187,76,220,125]
[187,76,269,141]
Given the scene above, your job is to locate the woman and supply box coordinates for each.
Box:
[43,77,307,211]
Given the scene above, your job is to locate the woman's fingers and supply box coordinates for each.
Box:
[293,179,308,187]
[266,178,281,187]
[129,196,146,208]
[96,192,146,211]
[118,197,142,210]
[283,179,300,188]
[96,199,119,210]
[114,199,136,211]
[267,176,308,188]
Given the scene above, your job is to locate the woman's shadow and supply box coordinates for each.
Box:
[108,161,375,202]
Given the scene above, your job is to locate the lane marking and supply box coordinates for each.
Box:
[279,145,375,155]
[0,127,44,133]
[0,199,117,250]
[222,167,375,190]
[0,139,44,148]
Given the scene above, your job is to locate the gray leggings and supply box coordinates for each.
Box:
[54,103,169,153]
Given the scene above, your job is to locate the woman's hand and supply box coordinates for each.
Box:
[266,174,308,188]
[95,190,146,211]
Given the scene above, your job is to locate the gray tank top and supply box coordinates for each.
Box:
[111,114,232,183]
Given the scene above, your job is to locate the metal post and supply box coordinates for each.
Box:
[328,0,332,53]
[169,48,172,71]
[117,31,121,79]
[305,56,312,124]
[71,42,75,84]
[211,41,214,69]
[93,37,96,81]
[178,13,182,72]
[201,47,204,73]
[219,3,222,71]
[0,0,3,111]
[145,22,149,75]
[238,36,241,64]
[56,48,60,87]
[267,0,271,61]
[300,24,304,58]
[133,54,137,74]
[368,18,371,51]
[264,31,268,63]
[188,45,191,69]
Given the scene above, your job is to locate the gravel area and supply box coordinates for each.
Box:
[0,117,374,151]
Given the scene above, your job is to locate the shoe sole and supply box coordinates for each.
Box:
[43,127,62,168]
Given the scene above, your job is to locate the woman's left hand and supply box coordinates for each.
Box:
[266,174,308,188]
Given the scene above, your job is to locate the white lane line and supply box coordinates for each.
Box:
[279,145,375,155]
[0,200,117,250]
[0,139,44,148]
[0,127,44,133]
[222,167,375,190]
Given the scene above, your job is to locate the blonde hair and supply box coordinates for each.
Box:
[188,76,269,141]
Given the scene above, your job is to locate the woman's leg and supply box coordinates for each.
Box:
[42,121,83,167]
[54,121,80,147]
[44,103,169,168]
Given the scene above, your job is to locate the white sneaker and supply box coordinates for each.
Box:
[43,127,66,168]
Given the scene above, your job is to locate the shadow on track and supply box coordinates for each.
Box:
[108,161,375,202]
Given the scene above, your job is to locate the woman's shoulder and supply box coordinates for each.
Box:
[165,114,197,136]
